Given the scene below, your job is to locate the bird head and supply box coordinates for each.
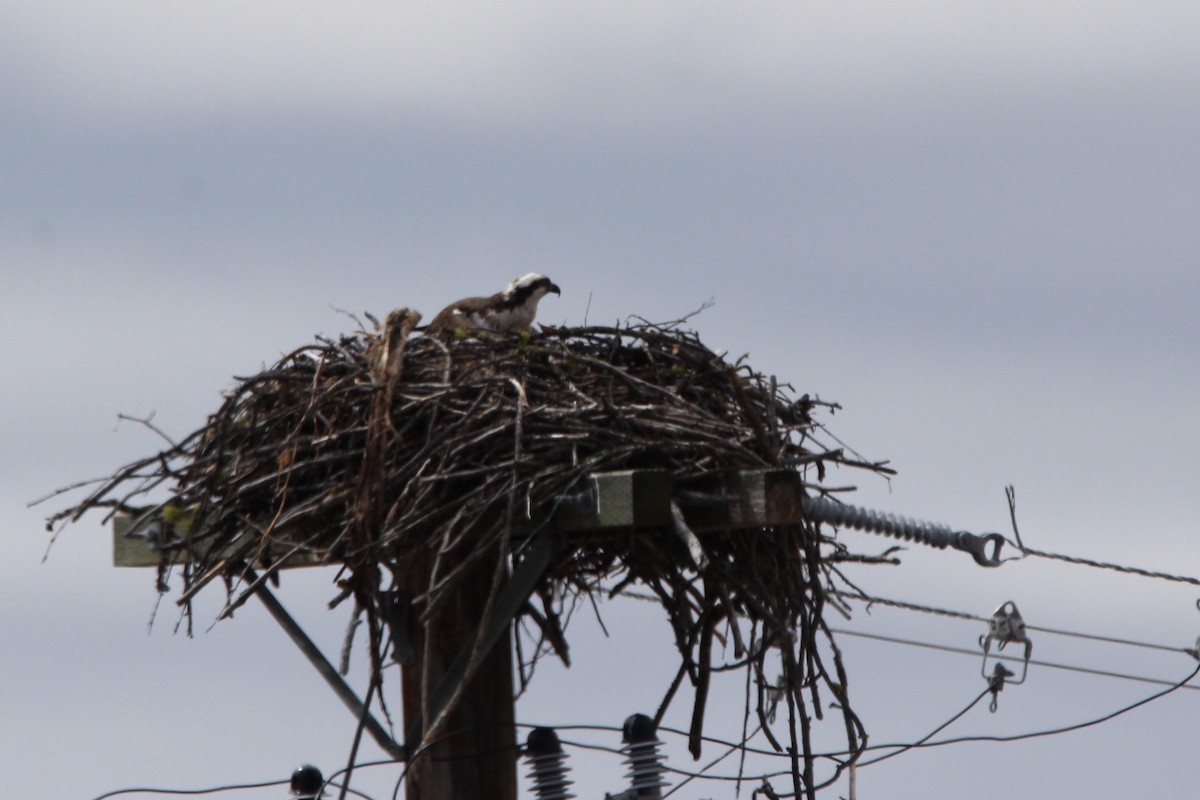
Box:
[505,273,561,302]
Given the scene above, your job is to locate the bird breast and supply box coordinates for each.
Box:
[473,300,537,332]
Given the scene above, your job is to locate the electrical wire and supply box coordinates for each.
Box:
[386,720,525,800]
[830,627,1200,691]
[1017,543,1200,587]
[564,657,1200,793]
[99,547,1200,800]
[91,775,380,800]
[760,658,1200,800]
[90,779,290,799]
[865,659,1200,755]
[328,783,377,800]
[832,589,1197,657]
[100,591,1192,800]
[855,688,991,767]
[661,722,765,797]
[341,659,1200,800]
[1000,483,1200,588]
[552,737,798,786]
[317,758,400,800]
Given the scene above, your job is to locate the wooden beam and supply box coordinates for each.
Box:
[551,468,807,533]
[113,510,326,568]
[114,469,813,569]
[673,468,807,531]
[551,469,674,530]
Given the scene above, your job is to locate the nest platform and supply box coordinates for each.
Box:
[47,313,894,790]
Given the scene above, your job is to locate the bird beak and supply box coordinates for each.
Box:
[548,282,561,296]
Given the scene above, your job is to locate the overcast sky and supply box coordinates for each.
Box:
[4,3,1200,798]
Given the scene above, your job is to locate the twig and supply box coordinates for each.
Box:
[117,412,179,448]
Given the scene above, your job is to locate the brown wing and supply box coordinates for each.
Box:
[426,293,501,337]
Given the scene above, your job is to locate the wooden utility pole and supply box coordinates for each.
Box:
[400,553,517,800]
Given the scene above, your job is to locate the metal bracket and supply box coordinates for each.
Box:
[980,600,1032,684]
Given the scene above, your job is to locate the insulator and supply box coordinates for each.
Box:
[621,714,668,799]
[801,494,955,550]
[289,764,324,799]
[525,727,575,800]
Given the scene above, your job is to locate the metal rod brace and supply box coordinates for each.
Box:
[243,566,406,760]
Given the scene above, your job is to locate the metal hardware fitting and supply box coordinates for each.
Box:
[801,494,1006,567]
[980,600,1032,684]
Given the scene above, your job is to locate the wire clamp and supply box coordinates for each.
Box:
[986,662,1015,712]
[980,600,1032,685]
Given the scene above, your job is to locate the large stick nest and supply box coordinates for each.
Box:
[47,312,894,792]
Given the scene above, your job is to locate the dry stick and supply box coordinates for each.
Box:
[817,617,868,780]
[518,600,570,668]
[218,539,315,619]
[1006,484,1025,550]
[754,649,784,754]
[689,606,716,758]
[340,601,363,676]
[337,670,381,800]
[737,618,758,791]
[783,647,811,800]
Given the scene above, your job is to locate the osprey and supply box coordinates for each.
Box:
[428,273,561,337]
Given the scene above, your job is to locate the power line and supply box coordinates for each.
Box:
[91,779,290,799]
[830,627,1200,691]
[831,590,978,622]
[94,569,1199,800]
[663,658,1200,795]
[292,644,1200,800]
[868,659,1200,755]
[1027,619,1195,656]
[91,765,391,800]
[530,651,1198,794]
[832,589,1197,657]
[1002,485,1200,587]
[855,687,990,767]
[1017,544,1200,586]
[760,653,1198,800]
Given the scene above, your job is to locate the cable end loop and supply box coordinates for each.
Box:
[955,531,1006,567]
